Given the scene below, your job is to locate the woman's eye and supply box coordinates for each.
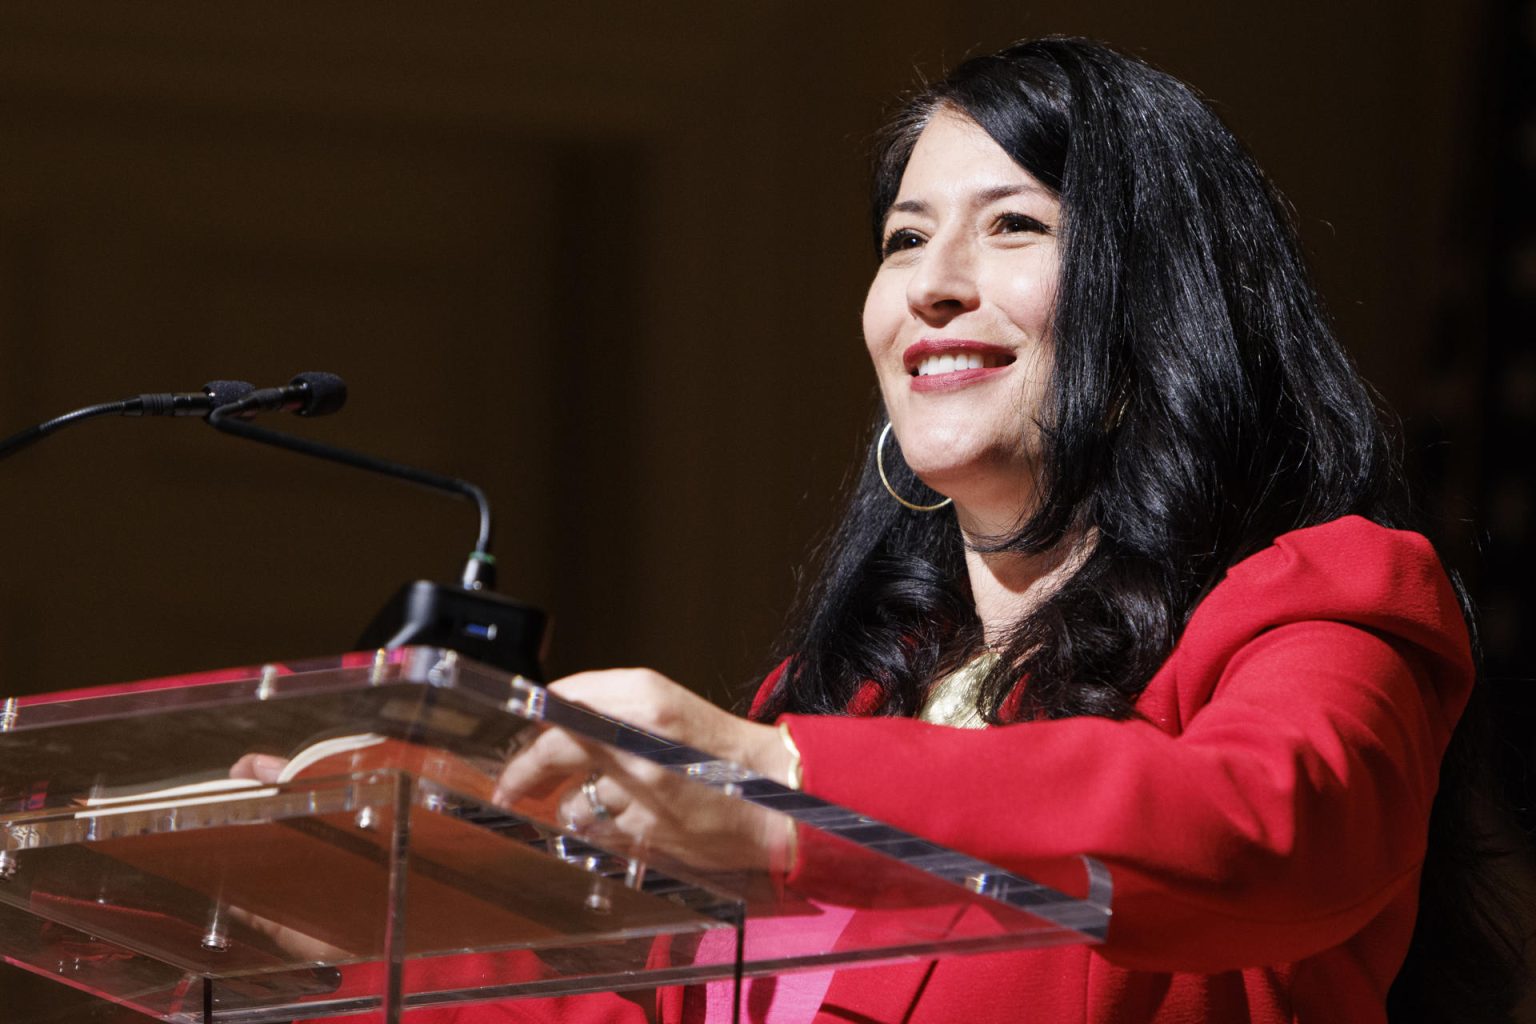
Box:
[996,212,1050,235]
[880,228,925,259]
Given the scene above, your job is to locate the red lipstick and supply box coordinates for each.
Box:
[903,339,1016,393]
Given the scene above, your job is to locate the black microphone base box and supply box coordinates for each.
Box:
[357,581,548,681]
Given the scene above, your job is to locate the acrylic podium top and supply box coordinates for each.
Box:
[0,647,1110,1023]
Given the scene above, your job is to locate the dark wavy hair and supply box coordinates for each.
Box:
[754,38,1527,1023]
[760,38,1400,721]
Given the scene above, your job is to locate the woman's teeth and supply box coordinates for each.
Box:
[914,352,1006,376]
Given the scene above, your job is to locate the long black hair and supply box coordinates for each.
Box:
[758,38,1400,724]
[755,38,1528,1022]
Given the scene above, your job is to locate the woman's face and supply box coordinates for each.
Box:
[863,108,1060,532]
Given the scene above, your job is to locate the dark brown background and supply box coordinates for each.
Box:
[0,1,1526,1019]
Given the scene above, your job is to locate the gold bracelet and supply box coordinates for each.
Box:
[777,721,804,791]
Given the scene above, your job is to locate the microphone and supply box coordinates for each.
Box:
[218,371,348,419]
[206,373,545,679]
[0,380,256,461]
[126,380,259,418]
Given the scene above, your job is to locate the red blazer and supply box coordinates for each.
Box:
[394,516,1473,1024]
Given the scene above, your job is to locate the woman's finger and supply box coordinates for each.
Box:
[556,772,631,831]
[493,726,603,805]
[230,753,288,784]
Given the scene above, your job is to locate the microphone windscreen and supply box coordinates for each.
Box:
[204,380,256,408]
[291,372,348,417]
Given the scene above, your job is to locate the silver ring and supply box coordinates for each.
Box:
[581,774,613,821]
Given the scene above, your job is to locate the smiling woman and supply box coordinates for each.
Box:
[864,109,1060,550]
[477,37,1526,1024]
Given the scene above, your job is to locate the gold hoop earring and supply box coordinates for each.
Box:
[876,423,953,512]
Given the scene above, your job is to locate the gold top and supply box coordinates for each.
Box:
[917,653,998,729]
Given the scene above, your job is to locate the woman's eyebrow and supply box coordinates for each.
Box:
[888,198,930,216]
[975,183,1051,204]
[889,183,1051,217]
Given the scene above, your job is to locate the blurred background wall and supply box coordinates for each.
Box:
[0,0,1529,1018]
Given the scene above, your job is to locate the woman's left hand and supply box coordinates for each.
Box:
[491,669,793,870]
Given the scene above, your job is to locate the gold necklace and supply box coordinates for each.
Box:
[917,652,999,729]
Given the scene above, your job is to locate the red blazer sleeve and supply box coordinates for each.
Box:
[770,517,1473,974]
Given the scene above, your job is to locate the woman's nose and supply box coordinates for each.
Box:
[906,234,980,323]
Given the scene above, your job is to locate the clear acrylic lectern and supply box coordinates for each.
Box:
[0,647,1111,1022]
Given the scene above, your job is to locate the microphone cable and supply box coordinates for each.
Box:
[0,381,256,461]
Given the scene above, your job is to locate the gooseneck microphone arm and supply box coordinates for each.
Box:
[0,381,256,462]
[0,369,538,675]
[207,373,496,590]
